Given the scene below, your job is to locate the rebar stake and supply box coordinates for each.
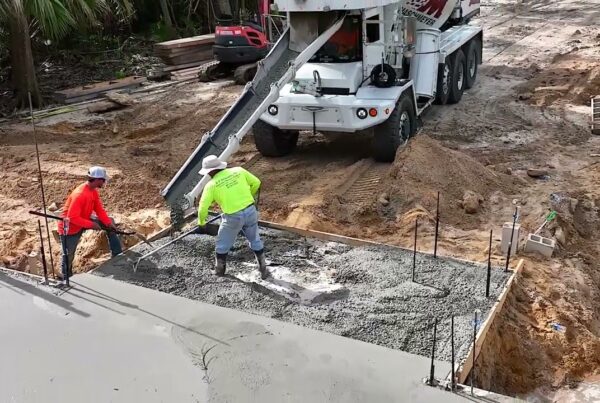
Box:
[37,220,49,284]
[28,92,55,278]
[451,315,455,391]
[434,191,440,258]
[412,217,418,282]
[429,317,437,386]
[486,229,492,297]
[505,206,518,272]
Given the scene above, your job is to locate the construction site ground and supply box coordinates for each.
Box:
[1,0,599,399]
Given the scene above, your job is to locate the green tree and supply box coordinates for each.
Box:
[0,0,133,108]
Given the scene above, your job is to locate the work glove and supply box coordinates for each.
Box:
[194,225,206,235]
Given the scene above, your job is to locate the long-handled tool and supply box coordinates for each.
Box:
[133,214,222,272]
[28,210,153,247]
[534,210,557,235]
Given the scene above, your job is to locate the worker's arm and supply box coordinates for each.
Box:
[93,194,113,228]
[197,184,215,226]
[66,196,95,229]
[242,169,261,197]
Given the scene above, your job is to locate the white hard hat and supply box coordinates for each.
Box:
[199,155,227,175]
[88,166,108,180]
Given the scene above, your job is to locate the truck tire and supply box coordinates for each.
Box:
[434,59,452,105]
[252,120,299,157]
[373,93,416,162]
[448,49,466,104]
[465,39,480,89]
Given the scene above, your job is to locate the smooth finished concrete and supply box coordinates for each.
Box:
[2,271,491,403]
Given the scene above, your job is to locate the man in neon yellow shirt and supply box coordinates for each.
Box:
[197,155,268,278]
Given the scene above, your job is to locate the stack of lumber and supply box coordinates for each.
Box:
[151,34,215,80]
[54,76,146,104]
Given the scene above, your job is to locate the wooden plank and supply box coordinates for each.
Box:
[456,259,525,384]
[54,76,146,102]
[161,51,213,66]
[154,34,215,50]
[155,45,213,57]
[161,60,210,72]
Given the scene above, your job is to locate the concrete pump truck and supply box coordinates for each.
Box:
[162,0,483,224]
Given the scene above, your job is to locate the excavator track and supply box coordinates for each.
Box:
[233,63,259,85]
[197,60,232,82]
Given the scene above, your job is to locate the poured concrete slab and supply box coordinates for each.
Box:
[1,270,488,402]
[97,228,512,365]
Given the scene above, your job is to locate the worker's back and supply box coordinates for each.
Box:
[205,167,260,214]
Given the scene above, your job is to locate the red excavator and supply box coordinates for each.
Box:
[199,0,284,84]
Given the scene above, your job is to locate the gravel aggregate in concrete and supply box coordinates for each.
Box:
[95,227,511,363]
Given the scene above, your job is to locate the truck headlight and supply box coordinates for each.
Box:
[268,105,278,116]
[356,108,368,119]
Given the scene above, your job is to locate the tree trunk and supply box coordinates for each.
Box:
[8,9,42,108]
[159,0,174,28]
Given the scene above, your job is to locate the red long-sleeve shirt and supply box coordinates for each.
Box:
[58,183,112,235]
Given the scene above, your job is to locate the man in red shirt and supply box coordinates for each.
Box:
[58,166,122,281]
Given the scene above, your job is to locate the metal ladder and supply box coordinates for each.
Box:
[592,96,600,135]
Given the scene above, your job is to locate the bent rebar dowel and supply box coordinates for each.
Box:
[133,214,221,271]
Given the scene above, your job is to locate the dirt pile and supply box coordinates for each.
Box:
[383,136,516,228]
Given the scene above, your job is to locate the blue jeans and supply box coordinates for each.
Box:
[216,205,263,255]
[60,217,122,277]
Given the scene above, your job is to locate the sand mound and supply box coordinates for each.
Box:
[382,135,515,228]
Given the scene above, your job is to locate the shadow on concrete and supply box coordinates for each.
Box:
[0,279,25,295]
[69,279,231,347]
[0,271,90,317]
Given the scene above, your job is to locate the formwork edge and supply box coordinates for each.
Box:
[455,259,525,384]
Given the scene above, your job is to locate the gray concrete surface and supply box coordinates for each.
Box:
[96,228,511,364]
[0,270,503,403]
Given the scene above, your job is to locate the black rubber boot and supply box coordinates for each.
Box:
[215,253,227,276]
[254,249,269,280]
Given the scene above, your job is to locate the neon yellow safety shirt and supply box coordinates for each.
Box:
[197,167,261,225]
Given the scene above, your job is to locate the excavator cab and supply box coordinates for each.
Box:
[199,0,277,83]
[212,0,269,64]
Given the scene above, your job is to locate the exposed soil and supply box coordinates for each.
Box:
[1,0,600,399]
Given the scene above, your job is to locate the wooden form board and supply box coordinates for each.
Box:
[456,259,525,384]
[154,34,215,50]
[54,76,146,104]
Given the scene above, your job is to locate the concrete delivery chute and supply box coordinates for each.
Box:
[162,0,483,224]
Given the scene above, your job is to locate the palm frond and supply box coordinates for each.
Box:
[24,0,76,40]
[63,0,102,25]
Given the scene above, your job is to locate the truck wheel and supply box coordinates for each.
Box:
[252,120,299,157]
[434,59,452,105]
[373,93,416,162]
[448,49,466,104]
[465,39,480,89]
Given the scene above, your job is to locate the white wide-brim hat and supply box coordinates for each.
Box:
[199,155,227,175]
[88,166,108,181]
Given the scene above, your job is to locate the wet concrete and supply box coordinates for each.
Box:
[96,227,511,365]
[0,270,517,402]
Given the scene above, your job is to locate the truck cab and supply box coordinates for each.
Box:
[253,0,482,162]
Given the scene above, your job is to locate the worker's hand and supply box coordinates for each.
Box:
[194,225,206,234]
[90,222,102,231]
